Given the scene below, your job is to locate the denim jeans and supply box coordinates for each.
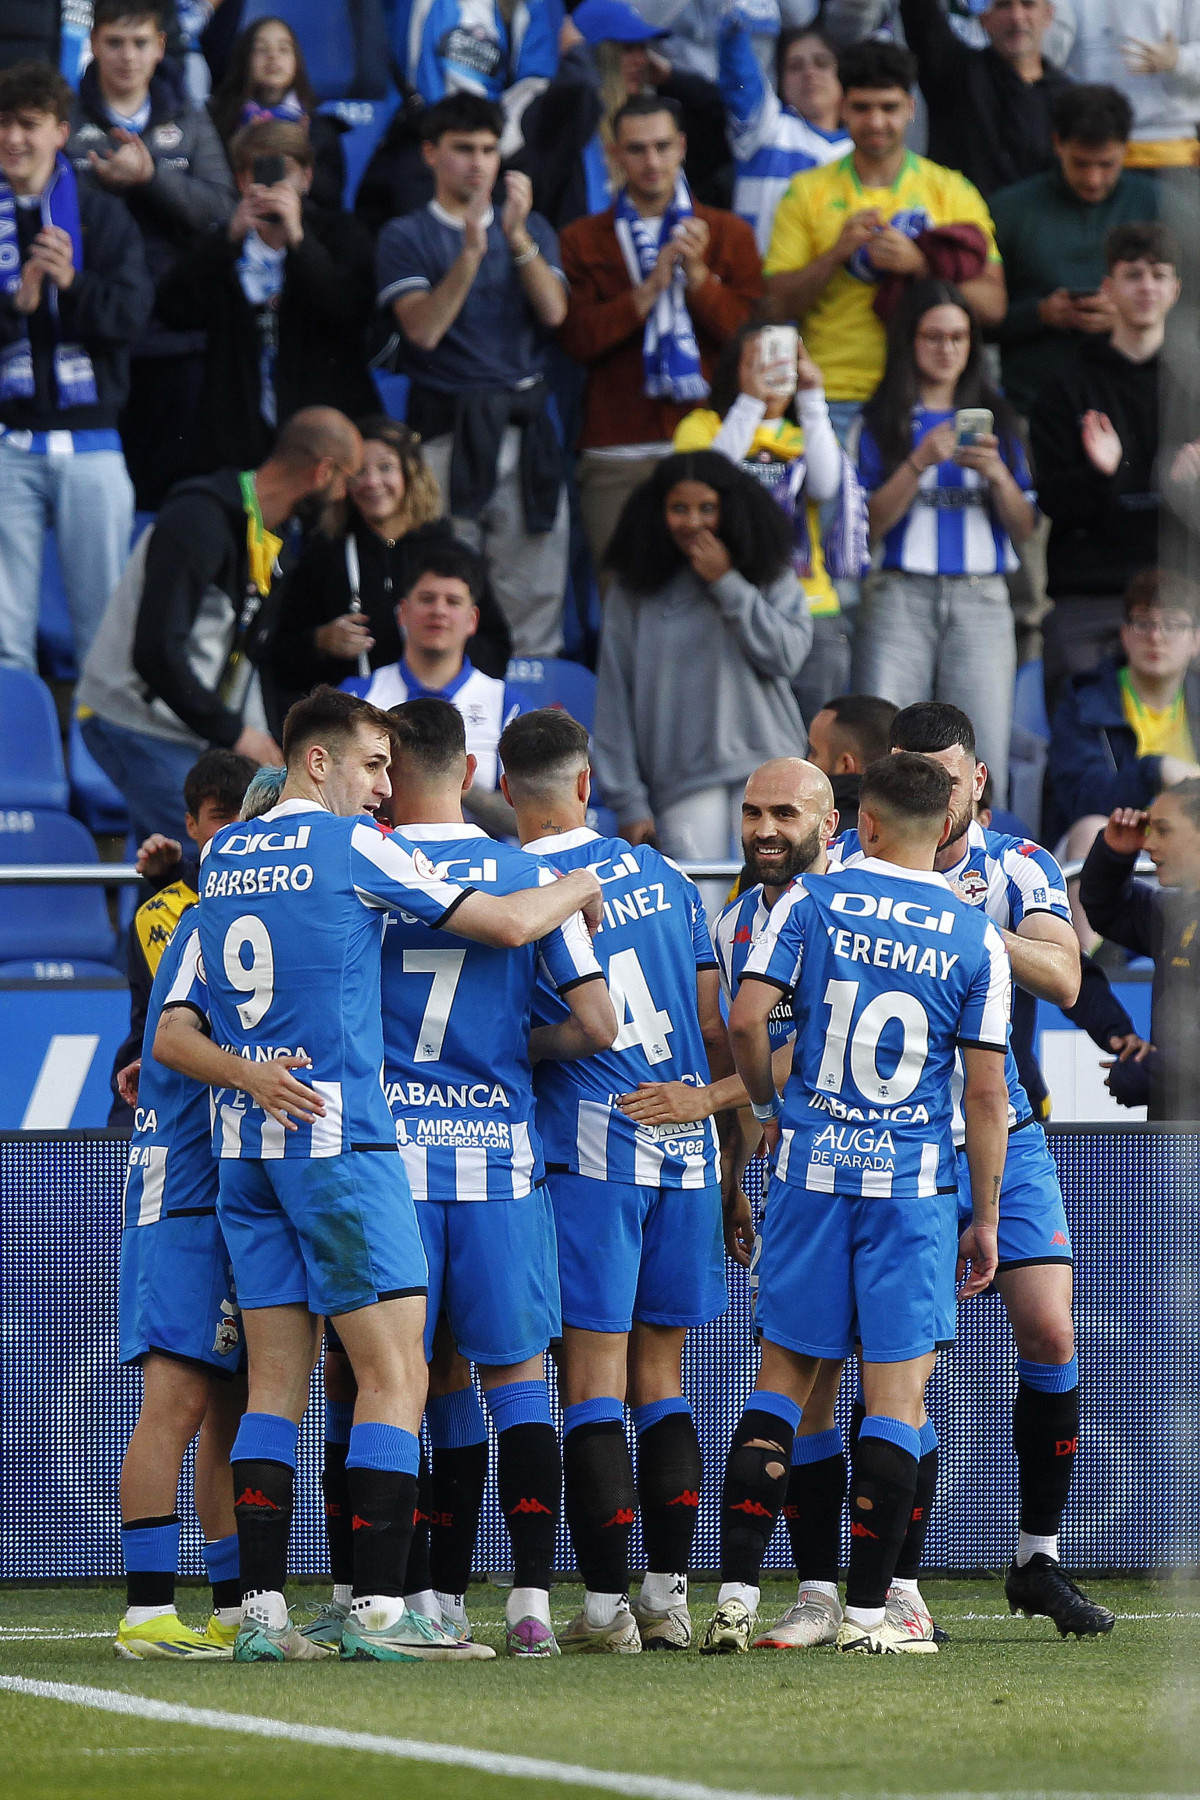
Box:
[851,570,1017,803]
[79,713,199,850]
[0,439,134,671]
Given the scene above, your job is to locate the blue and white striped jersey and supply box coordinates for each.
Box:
[830,822,1070,1138]
[197,800,471,1160]
[122,910,215,1227]
[380,824,602,1203]
[719,19,850,256]
[858,409,1035,577]
[526,827,720,1189]
[743,860,1010,1198]
[343,658,525,792]
[713,883,797,1052]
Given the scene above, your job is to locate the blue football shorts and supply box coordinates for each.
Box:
[755,1175,959,1364]
[956,1120,1072,1270]
[417,1184,560,1365]
[547,1170,727,1333]
[217,1149,427,1317]
[119,1207,243,1376]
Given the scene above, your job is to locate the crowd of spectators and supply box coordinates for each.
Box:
[4,0,1200,1111]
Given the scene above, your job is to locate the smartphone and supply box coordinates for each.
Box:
[954,407,993,448]
[757,324,799,395]
[252,154,287,188]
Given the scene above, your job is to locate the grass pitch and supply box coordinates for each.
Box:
[2,1579,1197,1800]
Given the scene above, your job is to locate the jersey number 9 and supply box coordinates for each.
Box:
[223,915,276,1029]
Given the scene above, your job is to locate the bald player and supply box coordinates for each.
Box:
[620,757,852,1650]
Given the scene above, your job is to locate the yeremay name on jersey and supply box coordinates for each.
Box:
[741,860,1010,1197]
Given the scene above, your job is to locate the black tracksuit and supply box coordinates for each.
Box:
[1079,834,1200,1120]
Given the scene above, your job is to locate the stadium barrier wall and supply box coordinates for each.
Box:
[0,1126,1196,1580]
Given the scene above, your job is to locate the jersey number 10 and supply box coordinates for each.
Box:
[815,978,930,1105]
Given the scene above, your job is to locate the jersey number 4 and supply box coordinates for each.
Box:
[608,947,673,1065]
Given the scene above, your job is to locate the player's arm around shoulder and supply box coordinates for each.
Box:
[528,860,617,1062]
[451,864,603,949]
[999,842,1081,1009]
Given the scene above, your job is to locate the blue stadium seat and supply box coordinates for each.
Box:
[1007,658,1051,841]
[37,530,77,681]
[0,808,117,964]
[0,668,69,810]
[505,657,598,731]
[1013,659,1050,741]
[321,92,400,208]
[69,716,129,836]
[240,0,357,101]
[0,958,125,981]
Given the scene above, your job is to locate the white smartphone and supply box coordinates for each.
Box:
[758,324,799,395]
[954,407,993,448]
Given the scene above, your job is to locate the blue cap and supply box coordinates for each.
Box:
[573,0,670,46]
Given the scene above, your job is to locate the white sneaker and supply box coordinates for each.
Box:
[836,1608,938,1655]
[753,1588,842,1649]
[631,1593,692,1651]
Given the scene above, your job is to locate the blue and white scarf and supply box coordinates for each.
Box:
[613,176,708,404]
[776,447,870,581]
[237,233,287,429]
[0,153,97,410]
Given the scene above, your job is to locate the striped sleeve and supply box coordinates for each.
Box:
[539,909,603,992]
[712,899,739,1004]
[350,821,473,926]
[1001,842,1071,926]
[160,921,210,1029]
[741,883,809,992]
[958,919,1011,1051]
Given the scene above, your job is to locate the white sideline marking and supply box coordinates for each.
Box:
[1,1675,1197,1800]
[20,1033,99,1128]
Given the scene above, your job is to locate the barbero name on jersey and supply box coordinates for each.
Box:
[826,890,960,980]
[585,850,673,936]
[203,825,316,898]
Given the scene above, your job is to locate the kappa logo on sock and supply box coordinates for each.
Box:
[509,1497,554,1515]
[235,1487,280,1511]
[352,1515,374,1531]
[730,1498,773,1518]
[666,1490,700,1508]
[602,1507,636,1528]
[849,1519,880,1540]
[1055,1437,1078,1456]
[414,1507,430,1525]
[1050,1230,1068,1246]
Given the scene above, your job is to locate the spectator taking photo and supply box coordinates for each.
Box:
[854,279,1036,802]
